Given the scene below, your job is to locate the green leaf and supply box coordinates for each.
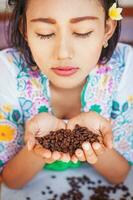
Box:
[0,160,4,167]
[122,102,128,112]
[12,110,21,122]
[38,106,48,113]
[112,101,120,111]
[90,104,102,113]
[111,112,118,119]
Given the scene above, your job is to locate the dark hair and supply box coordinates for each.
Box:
[8,0,121,66]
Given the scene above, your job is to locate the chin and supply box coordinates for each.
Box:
[53,79,85,90]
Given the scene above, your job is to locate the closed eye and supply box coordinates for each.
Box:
[73,31,93,38]
[36,33,55,39]
[36,31,93,40]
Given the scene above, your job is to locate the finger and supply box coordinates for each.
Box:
[66,122,74,130]
[25,119,39,136]
[44,157,55,164]
[60,153,70,163]
[71,155,78,163]
[82,142,97,164]
[103,132,113,149]
[27,136,36,150]
[34,145,52,159]
[42,149,52,159]
[67,117,79,130]
[75,149,86,162]
[51,151,61,161]
[57,119,67,130]
[92,142,105,156]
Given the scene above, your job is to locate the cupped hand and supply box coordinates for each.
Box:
[67,111,113,164]
[25,113,71,163]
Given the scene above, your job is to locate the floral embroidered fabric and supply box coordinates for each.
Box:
[0,43,133,172]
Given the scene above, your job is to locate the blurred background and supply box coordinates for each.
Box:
[0,0,133,49]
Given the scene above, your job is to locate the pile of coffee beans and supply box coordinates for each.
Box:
[36,124,101,156]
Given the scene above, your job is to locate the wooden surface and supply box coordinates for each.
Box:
[123,7,133,16]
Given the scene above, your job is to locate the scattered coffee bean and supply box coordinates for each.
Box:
[49,190,53,194]
[40,174,132,200]
[41,191,46,195]
[60,175,132,200]
[53,194,58,198]
[98,180,102,184]
[26,197,31,200]
[51,175,56,179]
[46,186,51,190]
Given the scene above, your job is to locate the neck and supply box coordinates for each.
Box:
[50,80,86,95]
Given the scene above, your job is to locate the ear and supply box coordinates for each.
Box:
[103,18,117,44]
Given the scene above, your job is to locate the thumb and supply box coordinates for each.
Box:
[67,120,76,130]
[67,115,81,130]
[56,119,67,130]
[103,132,113,149]
[27,135,36,151]
[100,120,113,149]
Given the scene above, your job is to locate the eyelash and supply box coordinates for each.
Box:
[36,31,92,40]
[36,33,55,39]
[73,31,93,38]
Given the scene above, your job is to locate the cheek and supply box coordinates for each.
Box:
[87,34,104,61]
[27,43,50,75]
[27,39,51,68]
[27,30,51,59]
[76,40,103,66]
[75,31,104,60]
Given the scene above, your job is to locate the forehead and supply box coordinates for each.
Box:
[26,0,104,21]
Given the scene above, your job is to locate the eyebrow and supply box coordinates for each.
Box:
[30,16,99,24]
[70,16,99,23]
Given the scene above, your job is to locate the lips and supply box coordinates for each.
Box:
[51,66,79,76]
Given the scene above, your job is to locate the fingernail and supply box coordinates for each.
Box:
[43,151,51,158]
[53,152,60,160]
[62,156,70,163]
[72,159,78,164]
[82,143,90,150]
[94,143,101,150]
[76,149,83,156]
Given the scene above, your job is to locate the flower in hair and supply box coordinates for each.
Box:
[109,3,123,20]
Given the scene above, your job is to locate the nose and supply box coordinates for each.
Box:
[53,34,74,60]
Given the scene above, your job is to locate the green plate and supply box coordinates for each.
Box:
[44,160,81,171]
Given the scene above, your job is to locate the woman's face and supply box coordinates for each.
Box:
[25,0,115,89]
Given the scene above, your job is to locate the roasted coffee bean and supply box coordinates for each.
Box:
[44,174,132,200]
[36,124,101,156]
[41,191,46,195]
[51,175,56,179]
[46,186,51,190]
[63,175,132,200]
[49,190,53,194]
[26,197,31,200]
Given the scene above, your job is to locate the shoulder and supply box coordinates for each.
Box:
[107,43,133,90]
[108,43,133,70]
[0,48,26,97]
[109,44,133,116]
[112,42,133,58]
[0,48,27,78]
